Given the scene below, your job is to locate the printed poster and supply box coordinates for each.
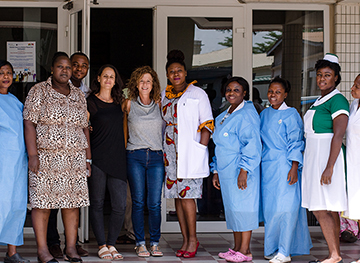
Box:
[7,41,36,82]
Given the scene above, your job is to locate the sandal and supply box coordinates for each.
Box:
[97,246,112,260]
[4,253,30,263]
[107,246,123,260]
[135,245,150,257]
[150,245,163,257]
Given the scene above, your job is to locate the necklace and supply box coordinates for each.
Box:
[220,112,231,125]
[97,93,113,103]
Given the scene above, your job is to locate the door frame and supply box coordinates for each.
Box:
[154,5,250,94]
[154,5,247,233]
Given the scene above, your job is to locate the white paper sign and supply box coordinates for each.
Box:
[7,41,36,82]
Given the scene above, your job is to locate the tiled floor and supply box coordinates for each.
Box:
[2,228,360,263]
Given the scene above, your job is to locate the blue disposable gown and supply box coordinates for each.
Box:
[260,106,312,257]
[211,101,261,231]
[0,93,28,246]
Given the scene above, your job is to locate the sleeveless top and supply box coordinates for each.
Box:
[127,97,163,151]
[87,94,127,181]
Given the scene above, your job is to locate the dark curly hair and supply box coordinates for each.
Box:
[127,66,161,102]
[269,76,291,93]
[223,76,250,100]
[166,50,186,71]
[90,64,124,105]
[315,59,341,87]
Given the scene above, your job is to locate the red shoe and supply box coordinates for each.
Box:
[183,242,199,258]
[175,250,185,257]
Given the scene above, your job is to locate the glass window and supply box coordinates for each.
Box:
[252,10,324,117]
[0,7,57,103]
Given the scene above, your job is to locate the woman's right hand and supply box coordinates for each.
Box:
[212,173,220,190]
[28,154,40,173]
[320,166,334,185]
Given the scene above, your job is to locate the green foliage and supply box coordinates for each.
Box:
[218,36,232,47]
[253,31,282,54]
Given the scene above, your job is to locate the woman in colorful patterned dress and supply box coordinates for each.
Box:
[24,52,91,263]
[0,60,29,263]
[162,50,214,258]
[302,53,349,263]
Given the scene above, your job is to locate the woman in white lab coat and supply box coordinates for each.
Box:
[345,74,360,222]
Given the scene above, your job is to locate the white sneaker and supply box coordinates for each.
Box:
[264,252,277,260]
[269,253,291,263]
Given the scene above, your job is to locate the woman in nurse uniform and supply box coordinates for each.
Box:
[302,53,349,263]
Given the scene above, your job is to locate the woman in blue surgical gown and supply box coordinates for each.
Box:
[212,77,261,263]
[0,60,29,263]
[260,77,312,263]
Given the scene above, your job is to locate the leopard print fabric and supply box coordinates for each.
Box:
[24,77,90,209]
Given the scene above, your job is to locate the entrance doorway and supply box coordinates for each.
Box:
[90,8,153,82]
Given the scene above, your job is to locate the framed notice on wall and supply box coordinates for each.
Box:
[7,41,36,83]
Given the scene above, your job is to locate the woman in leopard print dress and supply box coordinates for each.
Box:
[24,52,91,263]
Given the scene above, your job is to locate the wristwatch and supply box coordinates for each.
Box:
[86,159,92,165]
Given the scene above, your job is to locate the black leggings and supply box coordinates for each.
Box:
[88,164,127,246]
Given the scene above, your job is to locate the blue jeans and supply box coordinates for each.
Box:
[127,149,164,246]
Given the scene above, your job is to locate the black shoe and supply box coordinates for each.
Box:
[116,234,135,244]
[341,230,358,243]
[63,254,82,263]
[76,245,88,257]
[37,257,58,263]
[48,244,63,259]
[4,253,30,263]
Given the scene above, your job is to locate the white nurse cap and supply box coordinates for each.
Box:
[323,53,339,65]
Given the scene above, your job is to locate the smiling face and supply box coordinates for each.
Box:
[166,62,187,89]
[51,56,72,85]
[351,75,360,99]
[71,54,89,81]
[0,65,13,94]
[137,73,153,97]
[316,67,338,96]
[97,67,116,91]
[225,81,246,108]
[268,82,287,110]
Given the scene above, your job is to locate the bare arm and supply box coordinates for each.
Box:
[199,128,211,146]
[24,119,39,173]
[320,114,348,185]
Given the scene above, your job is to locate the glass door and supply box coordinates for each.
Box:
[58,0,90,242]
[154,5,247,233]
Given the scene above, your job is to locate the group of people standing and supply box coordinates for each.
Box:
[211,53,360,263]
[0,49,213,262]
[0,49,359,263]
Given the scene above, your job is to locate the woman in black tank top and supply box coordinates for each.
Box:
[86,64,127,260]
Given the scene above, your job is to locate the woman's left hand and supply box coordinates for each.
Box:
[237,168,248,190]
[320,166,333,185]
[86,162,91,177]
[287,166,298,185]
